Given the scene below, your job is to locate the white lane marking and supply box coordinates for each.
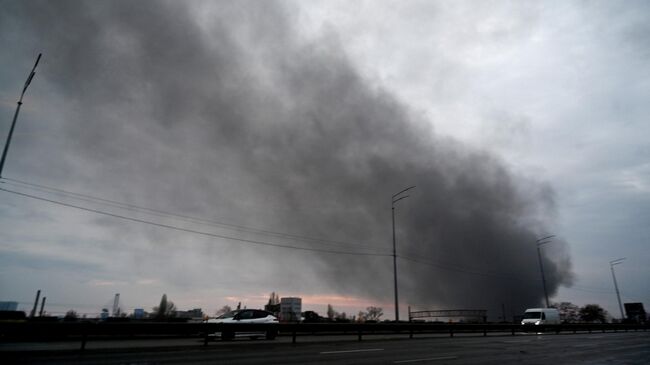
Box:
[394,356,458,363]
[612,344,650,350]
[502,340,532,344]
[320,348,384,355]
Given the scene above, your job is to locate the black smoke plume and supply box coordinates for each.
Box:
[1,0,572,318]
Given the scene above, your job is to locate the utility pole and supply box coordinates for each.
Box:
[30,289,41,318]
[536,235,555,308]
[391,185,415,322]
[112,293,120,317]
[0,53,42,178]
[609,258,626,321]
[39,297,46,317]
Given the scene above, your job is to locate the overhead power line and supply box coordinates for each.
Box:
[0,178,581,281]
[0,177,378,250]
[398,254,538,281]
[0,186,391,258]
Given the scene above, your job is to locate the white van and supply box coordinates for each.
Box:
[521,308,560,325]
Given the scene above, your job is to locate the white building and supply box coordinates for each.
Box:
[280,297,302,322]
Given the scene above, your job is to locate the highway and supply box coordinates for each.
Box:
[3,331,649,364]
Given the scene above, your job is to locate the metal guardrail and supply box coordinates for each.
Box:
[409,309,487,322]
[1,322,648,351]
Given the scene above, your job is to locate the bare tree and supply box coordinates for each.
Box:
[267,292,280,306]
[579,304,608,323]
[327,304,337,321]
[216,305,232,317]
[363,306,383,322]
[152,294,177,319]
[357,311,366,322]
[64,309,78,321]
[336,312,348,321]
[552,302,580,323]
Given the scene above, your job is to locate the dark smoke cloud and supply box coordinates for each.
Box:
[1,0,572,317]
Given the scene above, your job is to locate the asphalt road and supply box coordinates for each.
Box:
[3,332,649,364]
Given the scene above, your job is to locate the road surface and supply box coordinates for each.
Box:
[2,331,649,364]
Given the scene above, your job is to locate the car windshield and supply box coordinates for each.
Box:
[523,311,541,319]
[217,310,240,319]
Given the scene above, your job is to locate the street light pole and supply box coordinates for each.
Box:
[0,53,42,178]
[391,185,415,322]
[536,235,555,308]
[609,258,626,321]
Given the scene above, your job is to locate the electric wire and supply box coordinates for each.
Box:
[1,178,604,282]
[569,285,613,294]
[0,186,392,258]
[397,254,537,281]
[0,184,572,281]
[0,177,378,250]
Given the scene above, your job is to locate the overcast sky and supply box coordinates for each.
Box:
[0,0,648,320]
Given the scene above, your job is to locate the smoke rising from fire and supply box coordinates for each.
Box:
[1,0,573,317]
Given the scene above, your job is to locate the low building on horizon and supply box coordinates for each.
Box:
[280,297,301,322]
[0,301,19,311]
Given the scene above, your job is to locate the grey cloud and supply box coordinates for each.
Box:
[0,0,572,317]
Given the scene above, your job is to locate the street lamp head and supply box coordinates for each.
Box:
[392,185,416,199]
[392,195,410,206]
[609,258,626,266]
[536,235,555,246]
[20,53,42,99]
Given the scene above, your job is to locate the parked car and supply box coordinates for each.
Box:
[206,309,278,340]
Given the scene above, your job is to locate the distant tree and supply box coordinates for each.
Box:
[152,294,177,319]
[264,292,281,313]
[551,302,580,323]
[64,309,78,321]
[336,312,347,321]
[357,311,366,322]
[267,292,280,306]
[579,304,608,323]
[216,305,232,317]
[327,304,337,321]
[364,306,384,322]
[302,310,322,323]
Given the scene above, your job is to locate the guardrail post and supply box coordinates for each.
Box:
[203,324,210,346]
[483,328,487,337]
[409,328,413,339]
[511,327,515,336]
[292,330,297,344]
[449,328,453,337]
[358,329,362,342]
[80,323,87,351]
